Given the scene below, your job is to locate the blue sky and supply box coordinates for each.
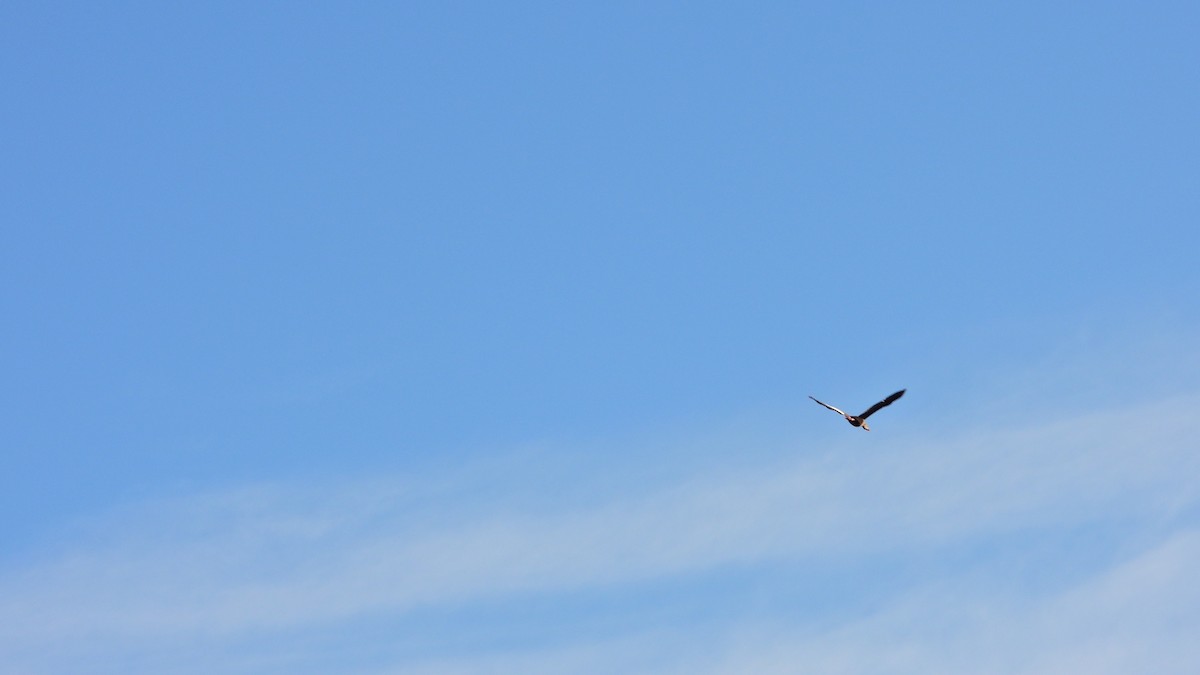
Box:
[3,2,1199,673]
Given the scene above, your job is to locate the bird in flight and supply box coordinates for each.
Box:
[809,389,905,431]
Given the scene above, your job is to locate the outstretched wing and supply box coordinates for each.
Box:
[858,389,906,419]
[809,396,848,417]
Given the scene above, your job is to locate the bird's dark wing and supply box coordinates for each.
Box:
[809,396,848,417]
[858,389,906,419]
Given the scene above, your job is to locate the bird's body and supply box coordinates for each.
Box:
[809,389,905,431]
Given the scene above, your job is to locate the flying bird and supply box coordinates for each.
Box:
[809,389,905,431]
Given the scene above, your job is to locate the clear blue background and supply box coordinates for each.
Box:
[3,3,1198,673]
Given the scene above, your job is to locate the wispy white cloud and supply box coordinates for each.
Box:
[692,527,1200,675]
[349,529,1200,675]
[3,392,1198,673]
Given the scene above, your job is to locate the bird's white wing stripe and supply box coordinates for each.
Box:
[809,396,847,417]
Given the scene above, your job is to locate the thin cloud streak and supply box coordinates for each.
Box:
[365,529,1200,675]
[695,528,1200,675]
[2,394,1198,671]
